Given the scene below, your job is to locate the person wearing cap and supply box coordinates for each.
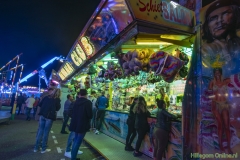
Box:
[202,0,240,79]
[69,89,92,160]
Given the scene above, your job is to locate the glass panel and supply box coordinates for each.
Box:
[79,0,133,58]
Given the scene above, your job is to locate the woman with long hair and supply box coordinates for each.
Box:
[34,88,61,153]
[125,97,138,151]
[153,99,177,160]
[208,68,232,153]
[132,96,150,157]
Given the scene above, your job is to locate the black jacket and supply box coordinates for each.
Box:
[69,97,92,133]
[17,95,25,104]
[38,96,61,121]
[135,111,151,131]
[155,109,177,132]
[127,102,136,126]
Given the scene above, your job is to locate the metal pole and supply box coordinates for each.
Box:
[10,55,20,120]
[39,75,41,93]
[0,53,23,71]
[11,55,20,92]
[8,64,23,71]
[11,65,24,120]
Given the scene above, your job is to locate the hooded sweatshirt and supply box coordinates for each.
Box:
[69,97,93,133]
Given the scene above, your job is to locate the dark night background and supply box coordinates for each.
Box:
[0,0,214,88]
[0,0,101,88]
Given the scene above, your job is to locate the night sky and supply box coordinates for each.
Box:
[0,0,100,88]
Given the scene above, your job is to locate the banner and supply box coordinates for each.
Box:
[127,0,196,33]
[184,0,240,159]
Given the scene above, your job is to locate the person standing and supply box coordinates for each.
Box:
[125,97,138,151]
[153,99,177,160]
[64,95,83,159]
[133,96,150,157]
[10,92,16,114]
[61,94,73,134]
[95,91,108,134]
[17,92,24,115]
[34,88,61,153]
[69,89,92,160]
[25,94,35,121]
[89,91,97,130]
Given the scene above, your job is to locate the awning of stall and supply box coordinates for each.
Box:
[57,0,196,83]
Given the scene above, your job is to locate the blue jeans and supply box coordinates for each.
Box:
[26,107,32,119]
[91,108,97,128]
[71,132,86,160]
[34,116,53,151]
[61,111,69,132]
[66,131,75,152]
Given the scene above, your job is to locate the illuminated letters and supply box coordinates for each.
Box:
[58,62,74,81]
[81,37,94,56]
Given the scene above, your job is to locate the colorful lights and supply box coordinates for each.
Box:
[70,44,87,67]
[80,37,94,57]
[58,62,74,81]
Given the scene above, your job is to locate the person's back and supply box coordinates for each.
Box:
[17,94,24,104]
[96,95,108,110]
[155,108,175,132]
[26,97,35,108]
[69,89,92,160]
[70,97,92,133]
[39,96,61,120]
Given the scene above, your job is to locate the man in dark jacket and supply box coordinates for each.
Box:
[17,92,25,115]
[69,89,92,160]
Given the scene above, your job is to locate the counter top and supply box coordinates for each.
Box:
[105,109,181,122]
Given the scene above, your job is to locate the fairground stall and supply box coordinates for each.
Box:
[57,0,196,159]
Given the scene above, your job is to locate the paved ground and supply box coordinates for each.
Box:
[0,106,105,160]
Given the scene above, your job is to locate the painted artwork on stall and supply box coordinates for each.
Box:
[79,0,133,58]
[101,111,182,159]
[198,0,240,159]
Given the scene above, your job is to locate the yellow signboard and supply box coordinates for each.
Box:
[58,62,75,81]
[70,44,86,67]
[127,0,196,33]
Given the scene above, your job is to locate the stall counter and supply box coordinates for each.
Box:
[100,109,182,159]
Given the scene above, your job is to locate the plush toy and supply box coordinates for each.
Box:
[104,62,123,80]
[118,49,154,76]
[175,48,189,65]
[149,51,185,83]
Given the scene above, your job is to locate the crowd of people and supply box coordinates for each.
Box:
[8,86,177,160]
[125,89,177,160]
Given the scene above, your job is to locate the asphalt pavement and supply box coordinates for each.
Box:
[0,106,105,160]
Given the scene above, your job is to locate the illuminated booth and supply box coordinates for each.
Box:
[58,0,196,159]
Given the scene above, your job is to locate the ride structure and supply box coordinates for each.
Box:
[19,56,65,92]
